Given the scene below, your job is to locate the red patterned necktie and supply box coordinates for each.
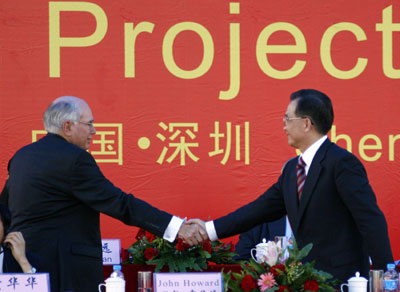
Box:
[296,156,306,199]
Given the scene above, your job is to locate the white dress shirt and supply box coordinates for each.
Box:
[163,216,184,242]
[300,135,327,175]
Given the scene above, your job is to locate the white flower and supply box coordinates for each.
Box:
[259,241,281,266]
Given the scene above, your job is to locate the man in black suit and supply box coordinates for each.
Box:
[234,217,287,260]
[1,96,206,292]
[190,89,393,282]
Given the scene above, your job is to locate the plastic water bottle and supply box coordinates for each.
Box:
[110,265,125,279]
[106,265,125,292]
[383,263,398,292]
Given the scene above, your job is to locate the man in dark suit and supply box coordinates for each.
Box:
[234,217,287,260]
[1,96,206,292]
[190,89,393,282]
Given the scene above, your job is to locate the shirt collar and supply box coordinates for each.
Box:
[300,135,327,172]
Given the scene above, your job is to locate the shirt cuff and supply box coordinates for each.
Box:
[163,216,184,243]
[205,220,218,241]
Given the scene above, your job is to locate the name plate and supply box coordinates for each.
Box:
[154,272,223,292]
[0,273,50,291]
[102,238,121,265]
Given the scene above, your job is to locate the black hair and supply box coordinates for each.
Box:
[290,89,334,135]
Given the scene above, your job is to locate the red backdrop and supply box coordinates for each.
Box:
[0,0,399,259]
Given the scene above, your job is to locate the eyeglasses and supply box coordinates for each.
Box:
[77,121,95,128]
[283,116,307,124]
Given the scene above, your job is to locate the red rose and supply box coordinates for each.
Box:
[135,228,156,242]
[276,285,292,292]
[175,238,190,251]
[270,264,286,277]
[303,279,319,292]
[202,240,212,253]
[121,248,130,262]
[240,275,257,292]
[145,231,156,242]
[135,228,146,240]
[144,248,158,260]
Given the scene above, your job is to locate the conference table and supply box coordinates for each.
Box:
[103,264,241,292]
[104,264,400,292]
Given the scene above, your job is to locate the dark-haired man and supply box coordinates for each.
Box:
[190,89,393,282]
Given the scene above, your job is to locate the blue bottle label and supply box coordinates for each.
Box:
[385,279,398,290]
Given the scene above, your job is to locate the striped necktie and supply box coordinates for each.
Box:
[296,156,306,199]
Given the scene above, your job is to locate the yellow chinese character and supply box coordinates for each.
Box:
[91,124,123,165]
[32,130,47,142]
[209,121,250,165]
[156,122,199,166]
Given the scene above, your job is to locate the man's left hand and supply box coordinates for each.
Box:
[178,221,208,246]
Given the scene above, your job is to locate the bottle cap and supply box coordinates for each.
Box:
[113,265,122,271]
[387,263,395,269]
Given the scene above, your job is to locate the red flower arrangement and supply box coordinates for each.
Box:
[125,228,237,272]
[303,279,319,291]
[270,264,286,278]
[202,240,212,253]
[240,275,258,291]
[223,240,339,292]
[144,247,159,260]
[276,285,292,292]
[175,238,190,252]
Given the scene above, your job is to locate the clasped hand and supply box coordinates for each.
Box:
[177,218,208,246]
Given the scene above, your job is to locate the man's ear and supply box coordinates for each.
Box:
[304,118,313,132]
[62,120,74,137]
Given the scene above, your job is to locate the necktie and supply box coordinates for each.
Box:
[296,156,306,199]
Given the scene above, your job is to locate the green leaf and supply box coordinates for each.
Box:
[168,260,178,272]
[148,257,168,272]
[198,250,211,259]
[298,243,312,258]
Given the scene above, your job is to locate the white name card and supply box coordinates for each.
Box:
[102,238,121,265]
[0,273,50,292]
[154,272,223,292]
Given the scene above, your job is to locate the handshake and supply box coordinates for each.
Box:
[177,219,208,246]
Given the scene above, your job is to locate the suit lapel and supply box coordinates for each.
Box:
[296,139,331,226]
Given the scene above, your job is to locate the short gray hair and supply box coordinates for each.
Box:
[43,96,82,133]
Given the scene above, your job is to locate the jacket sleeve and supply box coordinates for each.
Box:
[70,150,173,238]
[214,175,287,239]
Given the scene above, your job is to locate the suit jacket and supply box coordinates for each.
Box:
[214,139,393,281]
[3,133,173,292]
[234,217,286,260]
[3,248,40,273]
